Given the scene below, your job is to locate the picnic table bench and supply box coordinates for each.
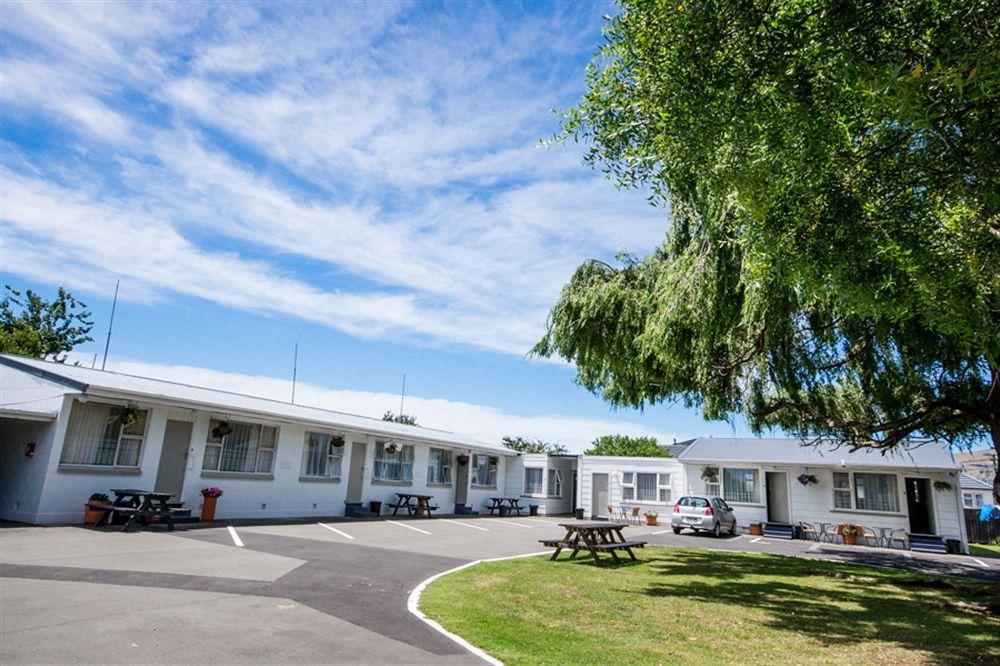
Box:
[386,493,438,517]
[89,489,178,532]
[485,497,524,516]
[540,522,647,564]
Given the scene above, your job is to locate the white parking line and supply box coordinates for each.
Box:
[808,543,821,552]
[227,526,244,548]
[749,537,762,543]
[387,520,432,535]
[973,558,990,568]
[517,518,554,525]
[651,529,673,535]
[317,523,355,540]
[490,520,533,529]
[446,520,490,532]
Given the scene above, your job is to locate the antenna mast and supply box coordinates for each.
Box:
[291,343,299,404]
[100,279,119,371]
[399,372,406,415]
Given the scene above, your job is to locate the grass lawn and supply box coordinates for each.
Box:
[970,543,1000,559]
[420,547,999,665]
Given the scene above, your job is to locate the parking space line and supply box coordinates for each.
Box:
[491,520,532,529]
[446,520,490,532]
[518,518,554,525]
[651,529,672,535]
[317,523,355,540]
[387,520,432,535]
[227,526,244,548]
[973,558,990,568]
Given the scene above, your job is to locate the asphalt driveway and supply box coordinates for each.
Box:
[2,515,996,665]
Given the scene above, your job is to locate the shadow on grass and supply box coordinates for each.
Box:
[641,550,999,664]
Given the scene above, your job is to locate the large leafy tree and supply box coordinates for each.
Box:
[585,435,670,458]
[535,1,1000,500]
[0,286,94,362]
[501,436,568,455]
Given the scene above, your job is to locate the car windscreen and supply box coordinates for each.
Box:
[678,497,710,508]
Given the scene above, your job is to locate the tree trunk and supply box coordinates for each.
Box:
[991,422,1000,505]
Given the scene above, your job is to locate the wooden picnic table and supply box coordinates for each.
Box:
[486,497,524,515]
[387,492,438,517]
[91,489,177,532]
[540,522,647,564]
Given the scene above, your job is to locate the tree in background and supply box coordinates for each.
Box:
[585,435,669,458]
[501,436,568,455]
[0,286,94,362]
[382,411,418,425]
[536,1,1000,500]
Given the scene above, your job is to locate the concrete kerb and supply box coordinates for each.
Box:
[407,550,552,666]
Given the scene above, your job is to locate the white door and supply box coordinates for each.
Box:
[345,441,367,504]
[154,420,191,497]
[592,473,609,519]
[766,472,790,523]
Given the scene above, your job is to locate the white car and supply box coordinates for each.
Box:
[671,496,737,537]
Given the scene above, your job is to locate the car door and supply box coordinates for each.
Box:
[715,498,735,527]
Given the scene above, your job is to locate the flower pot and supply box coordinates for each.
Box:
[201,496,218,522]
[645,517,658,526]
[84,502,110,525]
[843,534,857,545]
[749,523,764,536]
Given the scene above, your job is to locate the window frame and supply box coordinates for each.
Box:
[829,471,902,515]
[372,441,415,483]
[426,447,453,486]
[620,470,672,504]
[202,419,278,475]
[470,453,498,488]
[547,468,563,498]
[721,467,761,505]
[60,400,150,469]
[301,431,344,479]
[523,467,544,496]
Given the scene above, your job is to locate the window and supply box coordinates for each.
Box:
[622,472,671,503]
[833,472,852,509]
[203,420,277,474]
[302,432,343,478]
[524,468,543,495]
[373,441,414,482]
[61,401,148,467]
[723,468,760,504]
[427,448,452,485]
[832,472,900,513]
[679,497,710,508]
[963,492,985,509]
[471,454,497,487]
[704,467,720,497]
[547,469,563,497]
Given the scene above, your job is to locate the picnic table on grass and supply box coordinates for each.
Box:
[540,522,647,564]
[486,497,524,516]
[386,492,438,517]
[90,489,177,532]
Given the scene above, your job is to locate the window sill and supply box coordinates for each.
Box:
[371,479,413,486]
[299,476,341,483]
[830,508,904,517]
[426,482,453,488]
[58,464,142,475]
[471,484,497,490]
[725,501,765,508]
[201,471,275,481]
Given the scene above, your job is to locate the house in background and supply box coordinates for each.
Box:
[0,355,515,524]
[960,472,993,509]
[955,449,996,490]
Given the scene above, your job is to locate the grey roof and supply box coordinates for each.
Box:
[679,437,958,471]
[961,472,993,490]
[661,438,696,457]
[0,355,509,454]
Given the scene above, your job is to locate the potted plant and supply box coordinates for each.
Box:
[700,467,718,483]
[456,454,470,465]
[211,421,233,439]
[200,487,223,522]
[645,510,659,526]
[839,524,860,545]
[111,403,141,427]
[932,480,953,491]
[384,442,398,455]
[488,455,500,466]
[797,473,818,486]
[331,436,344,448]
[749,521,764,536]
[84,492,111,525]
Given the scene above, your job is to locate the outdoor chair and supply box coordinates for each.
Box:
[860,525,880,547]
[798,521,819,541]
[607,505,617,521]
[818,522,839,543]
[888,529,908,550]
[630,506,641,524]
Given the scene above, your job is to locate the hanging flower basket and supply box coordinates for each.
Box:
[456,454,470,465]
[488,455,500,466]
[330,437,345,448]
[112,403,142,427]
[797,474,818,486]
[212,421,233,439]
[384,442,398,455]
[700,467,718,482]
[932,480,953,491]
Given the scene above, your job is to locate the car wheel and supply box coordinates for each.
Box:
[729,520,737,535]
[672,527,682,535]
[712,522,722,538]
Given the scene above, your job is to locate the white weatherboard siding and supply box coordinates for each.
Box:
[683,462,965,545]
[579,456,685,520]
[506,454,576,515]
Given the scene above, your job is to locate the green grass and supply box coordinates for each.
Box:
[970,543,1000,559]
[420,547,999,665]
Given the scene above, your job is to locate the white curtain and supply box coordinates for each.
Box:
[636,473,657,502]
[62,402,117,465]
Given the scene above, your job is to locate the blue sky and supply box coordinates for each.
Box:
[0,1,764,450]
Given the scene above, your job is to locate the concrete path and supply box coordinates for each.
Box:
[2,516,996,665]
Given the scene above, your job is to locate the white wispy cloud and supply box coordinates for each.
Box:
[102,357,677,453]
[1,2,665,356]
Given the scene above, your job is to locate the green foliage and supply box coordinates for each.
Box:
[501,436,568,455]
[0,286,94,361]
[585,434,668,457]
[382,411,418,425]
[536,1,1000,496]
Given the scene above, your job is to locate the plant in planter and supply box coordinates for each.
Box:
[700,467,718,483]
[211,421,233,439]
[797,473,818,486]
[111,403,142,427]
[644,510,659,526]
[384,442,398,455]
[84,492,112,525]
[456,454,470,465]
[200,487,223,522]
[488,455,500,466]
[330,436,344,448]
[932,480,953,492]
[748,521,765,536]
[839,524,860,545]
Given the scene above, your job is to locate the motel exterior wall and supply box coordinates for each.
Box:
[505,454,576,515]
[578,455,685,520]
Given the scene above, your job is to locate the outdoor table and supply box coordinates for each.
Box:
[540,522,647,564]
[486,497,524,515]
[817,522,839,543]
[97,489,176,532]
[389,493,437,517]
[871,526,894,548]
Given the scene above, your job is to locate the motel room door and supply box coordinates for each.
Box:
[905,477,934,534]
[591,473,608,519]
[154,420,192,498]
[345,440,367,504]
[765,472,790,524]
